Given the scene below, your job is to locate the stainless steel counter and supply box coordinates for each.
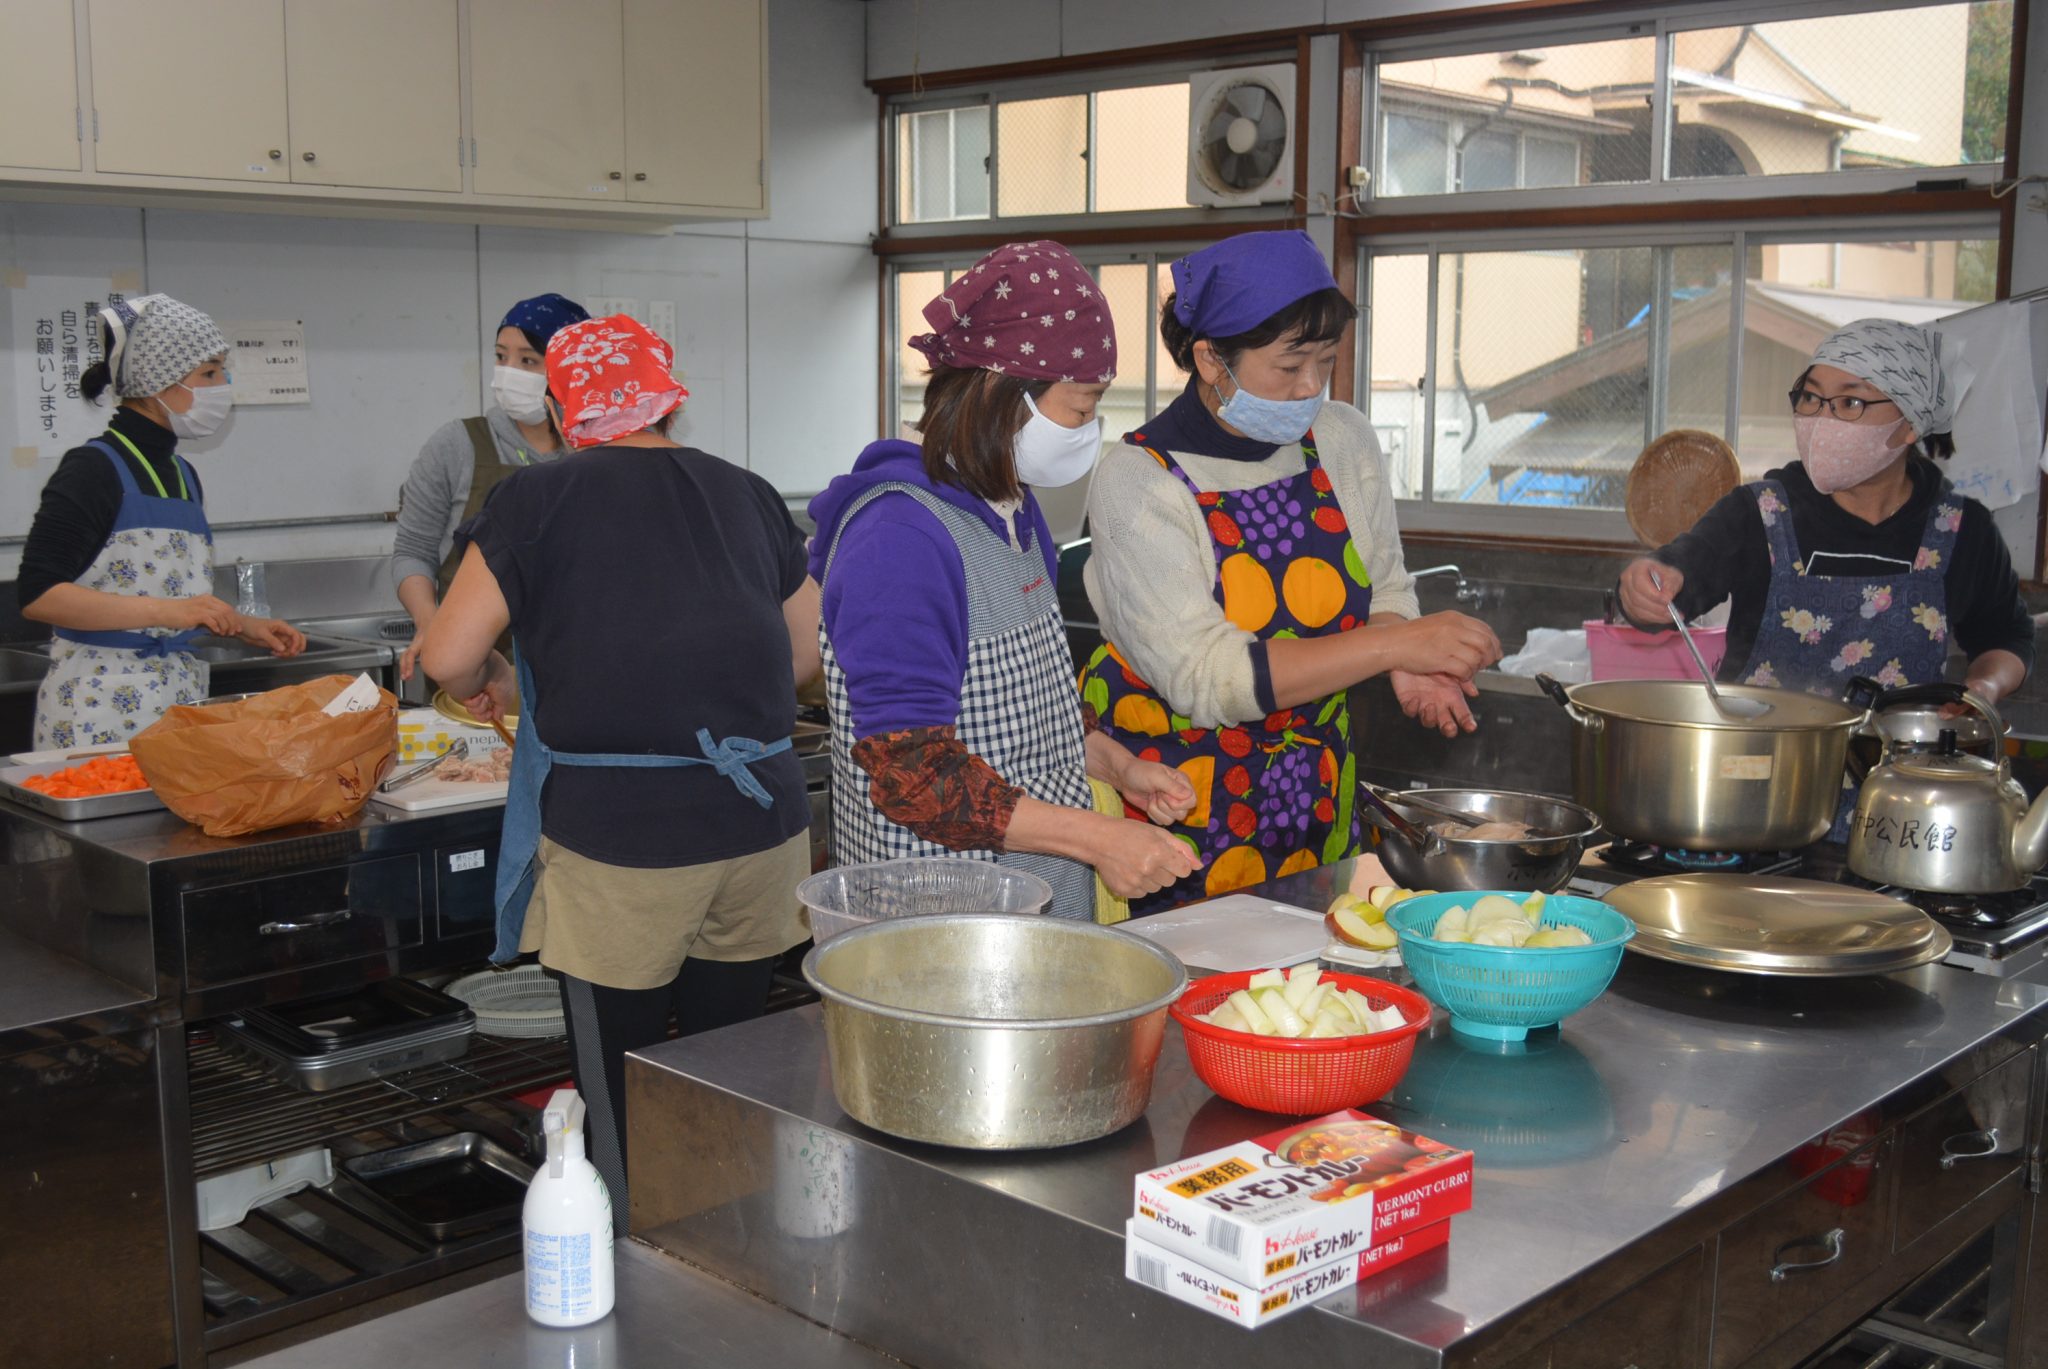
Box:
[621,859,2048,1368]
[232,1240,902,1369]
[0,922,152,1033]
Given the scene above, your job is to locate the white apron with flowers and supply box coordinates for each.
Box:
[32,443,212,749]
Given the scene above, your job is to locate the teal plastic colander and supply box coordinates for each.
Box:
[1386,892,1635,1042]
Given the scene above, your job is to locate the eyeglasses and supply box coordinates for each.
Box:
[1788,388,1898,422]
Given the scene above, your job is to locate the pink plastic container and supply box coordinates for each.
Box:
[1583,620,1726,681]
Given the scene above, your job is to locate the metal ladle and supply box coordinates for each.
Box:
[1651,569,1771,720]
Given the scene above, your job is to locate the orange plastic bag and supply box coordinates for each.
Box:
[131,675,399,837]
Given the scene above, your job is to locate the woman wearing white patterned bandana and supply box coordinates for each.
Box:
[1618,317,2031,712]
[19,294,306,749]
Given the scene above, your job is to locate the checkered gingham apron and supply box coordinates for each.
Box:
[820,483,1095,919]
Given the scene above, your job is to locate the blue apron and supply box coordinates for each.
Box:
[55,439,207,657]
[490,652,792,962]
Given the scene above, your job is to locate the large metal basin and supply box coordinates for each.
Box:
[801,914,1187,1149]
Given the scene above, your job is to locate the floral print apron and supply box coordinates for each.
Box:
[1080,433,1374,911]
[1733,476,1960,840]
[33,438,211,750]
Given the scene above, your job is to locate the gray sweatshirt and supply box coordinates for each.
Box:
[390,406,564,592]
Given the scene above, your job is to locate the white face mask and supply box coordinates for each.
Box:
[491,365,550,424]
[167,381,233,440]
[1012,393,1101,488]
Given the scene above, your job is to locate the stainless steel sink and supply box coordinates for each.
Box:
[192,634,392,675]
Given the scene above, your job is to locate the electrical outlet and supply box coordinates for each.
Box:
[1346,166,1372,189]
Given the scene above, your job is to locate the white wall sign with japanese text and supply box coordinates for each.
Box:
[223,320,310,405]
[9,275,119,462]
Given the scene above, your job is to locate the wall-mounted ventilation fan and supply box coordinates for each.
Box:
[1186,64,1296,208]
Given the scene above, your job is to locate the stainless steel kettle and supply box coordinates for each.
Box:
[1847,689,2048,894]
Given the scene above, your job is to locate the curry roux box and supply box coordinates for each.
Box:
[1124,1218,1452,1329]
[1131,1110,1472,1286]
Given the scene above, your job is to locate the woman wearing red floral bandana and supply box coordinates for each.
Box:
[420,315,819,1229]
[810,242,1201,919]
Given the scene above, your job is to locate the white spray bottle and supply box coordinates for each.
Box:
[523,1088,614,1327]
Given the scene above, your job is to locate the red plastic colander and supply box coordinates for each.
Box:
[1170,970,1432,1115]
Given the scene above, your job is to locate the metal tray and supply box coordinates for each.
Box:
[1605,873,1955,977]
[240,978,475,1057]
[219,1016,473,1092]
[335,1132,534,1243]
[0,759,166,820]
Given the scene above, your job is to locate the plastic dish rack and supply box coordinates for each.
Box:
[1387,893,1635,1042]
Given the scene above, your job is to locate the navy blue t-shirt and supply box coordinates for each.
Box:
[460,443,809,868]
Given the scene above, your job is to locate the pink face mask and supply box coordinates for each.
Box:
[1795,413,1912,494]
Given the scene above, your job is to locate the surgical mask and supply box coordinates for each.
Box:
[1215,360,1323,445]
[1012,394,1101,488]
[1796,413,1912,494]
[491,365,550,424]
[167,381,233,440]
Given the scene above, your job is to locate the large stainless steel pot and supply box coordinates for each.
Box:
[1361,787,1602,892]
[800,914,1188,1149]
[1537,676,1869,851]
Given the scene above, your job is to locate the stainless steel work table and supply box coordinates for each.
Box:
[621,900,2048,1368]
[233,1241,900,1368]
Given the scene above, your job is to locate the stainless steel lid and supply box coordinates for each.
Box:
[1602,873,1952,976]
[1869,705,1994,748]
[1565,679,1862,732]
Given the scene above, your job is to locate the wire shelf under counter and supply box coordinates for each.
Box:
[186,1027,571,1179]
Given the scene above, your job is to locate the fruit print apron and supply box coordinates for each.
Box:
[33,438,212,750]
[1080,433,1373,912]
[1734,476,1960,840]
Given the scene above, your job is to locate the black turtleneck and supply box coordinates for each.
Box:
[1127,376,1282,462]
[16,406,206,610]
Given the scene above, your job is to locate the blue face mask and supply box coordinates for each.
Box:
[1215,360,1323,445]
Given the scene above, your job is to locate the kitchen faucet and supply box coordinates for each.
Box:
[1410,563,1484,605]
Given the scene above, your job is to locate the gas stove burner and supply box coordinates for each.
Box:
[1597,840,1793,877]
[1902,888,2040,929]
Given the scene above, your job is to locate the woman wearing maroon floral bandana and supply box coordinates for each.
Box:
[420,315,819,1228]
[809,242,1201,918]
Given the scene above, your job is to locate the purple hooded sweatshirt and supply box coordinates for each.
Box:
[807,439,1058,739]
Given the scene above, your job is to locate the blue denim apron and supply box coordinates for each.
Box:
[490,651,792,962]
[1731,476,1962,840]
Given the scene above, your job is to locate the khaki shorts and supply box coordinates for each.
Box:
[520,831,811,991]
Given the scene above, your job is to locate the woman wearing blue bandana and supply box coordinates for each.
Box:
[19,294,305,749]
[392,291,589,679]
[1080,231,1501,907]
[1618,317,2031,709]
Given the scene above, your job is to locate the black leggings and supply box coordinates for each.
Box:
[554,954,780,1233]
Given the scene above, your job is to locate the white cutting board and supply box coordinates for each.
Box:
[9,742,128,764]
[1120,895,1330,973]
[370,778,509,812]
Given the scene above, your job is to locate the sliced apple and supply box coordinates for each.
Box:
[1328,905,1382,948]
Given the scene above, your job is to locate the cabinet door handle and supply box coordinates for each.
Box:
[268,149,282,160]
[1939,1129,2000,1169]
[633,172,646,181]
[259,909,351,935]
[1769,1228,1845,1283]
[608,170,622,180]
[302,151,316,163]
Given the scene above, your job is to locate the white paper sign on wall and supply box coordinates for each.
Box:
[224,321,311,406]
[9,275,119,463]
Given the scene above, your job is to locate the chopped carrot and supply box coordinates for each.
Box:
[21,754,149,798]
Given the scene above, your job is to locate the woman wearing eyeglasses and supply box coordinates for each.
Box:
[1617,317,2032,710]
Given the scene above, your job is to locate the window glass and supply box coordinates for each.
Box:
[996,95,1088,217]
[898,107,990,223]
[1366,253,1430,499]
[1095,84,1194,213]
[1736,235,1997,473]
[1376,36,1654,197]
[894,269,946,431]
[1669,4,2009,180]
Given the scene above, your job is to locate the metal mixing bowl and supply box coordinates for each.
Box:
[1360,787,1603,893]
[800,914,1188,1149]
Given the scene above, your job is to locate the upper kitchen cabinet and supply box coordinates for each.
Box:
[0,0,767,227]
[88,0,289,182]
[283,0,461,193]
[624,0,765,210]
[0,0,81,171]
[470,0,627,201]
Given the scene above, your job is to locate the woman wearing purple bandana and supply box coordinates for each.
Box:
[393,291,590,680]
[1080,231,1502,910]
[810,242,1202,919]
[1617,318,2031,713]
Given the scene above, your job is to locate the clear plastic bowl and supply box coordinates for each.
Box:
[798,858,1053,944]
